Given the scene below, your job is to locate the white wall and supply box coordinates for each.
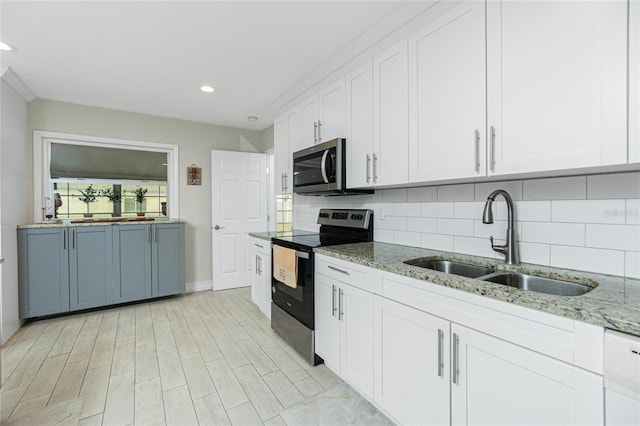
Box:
[28,99,266,289]
[1,80,29,344]
[294,173,640,278]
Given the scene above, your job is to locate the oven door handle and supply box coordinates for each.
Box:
[320,150,330,184]
[295,250,310,259]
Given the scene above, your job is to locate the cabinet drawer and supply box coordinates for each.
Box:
[316,254,375,292]
[249,237,271,255]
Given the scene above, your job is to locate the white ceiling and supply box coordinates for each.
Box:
[0,1,404,131]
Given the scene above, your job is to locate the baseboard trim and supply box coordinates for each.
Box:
[186,280,213,293]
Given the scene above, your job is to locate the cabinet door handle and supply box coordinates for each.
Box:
[254,243,264,249]
[452,332,460,385]
[255,254,259,274]
[259,256,262,275]
[372,153,378,183]
[283,173,288,191]
[366,154,371,183]
[437,329,444,378]
[147,226,151,244]
[314,121,318,143]
[71,230,75,250]
[63,229,66,250]
[474,129,480,173]
[153,226,157,244]
[489,126,496,172]
[327,265,349,275]
[317,120,322,142]
[338,288,344,321]
[332,284,337,317]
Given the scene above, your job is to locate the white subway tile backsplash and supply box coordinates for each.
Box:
[587,172,640,199]
[475,181,523,201]
[550,245,625,276]
[454,202,484,219]
[394,230,421,247]
[552,200,626,224]
[382,188,408,203]
[375,229,394,244]
[625,252,640,279]
[437,219,475,237]
[406,217,437,233]
[422,202,454,218]
[420,233,454,251]
[523,176,586,200]
[396,203,422,217]
[513,201,551,222]
[382,216,407,231]
[294,172,640,277]
[628,200,640,225]
[521,222,585,246]
[408,186,437,202]
[437,184,475,201]
[454,236,497,258]
[586,224,640,251]
[518,242,551,265]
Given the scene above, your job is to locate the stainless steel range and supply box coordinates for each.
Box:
[270,208,374,365]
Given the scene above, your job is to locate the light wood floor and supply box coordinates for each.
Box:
[0,287,343,425]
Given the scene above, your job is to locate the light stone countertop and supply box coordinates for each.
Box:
[18,218,185,229]
[314,241,640,337]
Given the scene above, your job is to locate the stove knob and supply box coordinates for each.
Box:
[357,214,364,220]
[350,214,356,220]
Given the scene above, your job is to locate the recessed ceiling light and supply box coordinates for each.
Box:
[200,86,214,93]
[247,116,258,122]
[0,42,13,51]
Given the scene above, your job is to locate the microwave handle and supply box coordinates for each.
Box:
[321,150,330,183]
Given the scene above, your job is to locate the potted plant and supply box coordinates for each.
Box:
[133,187,148,216]
[78,184,98,217]
[101,187,122,217]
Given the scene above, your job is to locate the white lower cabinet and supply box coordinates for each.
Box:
[451,323,604,426]
[315,273,374,399]
[248,237,272,319]
[314,254,606,425]
[373,295,450,426]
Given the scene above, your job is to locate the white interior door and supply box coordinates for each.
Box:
[211,151,267,290]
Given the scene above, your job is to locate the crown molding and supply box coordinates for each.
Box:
[1,67,36,102]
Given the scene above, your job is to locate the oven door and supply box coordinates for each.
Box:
[292,139,343,193]
[271,244,315,329]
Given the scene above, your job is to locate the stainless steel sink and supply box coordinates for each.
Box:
[481,272,594,296]
[404,258,495,278]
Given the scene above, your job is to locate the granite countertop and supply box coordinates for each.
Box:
[248,230,317,242]
[18,218,185,229]
[315,242,640,337]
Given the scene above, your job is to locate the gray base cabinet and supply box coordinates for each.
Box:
[18,227,70,317]
[18,222,185,319]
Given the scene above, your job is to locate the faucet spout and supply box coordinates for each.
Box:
[482,189,519,264]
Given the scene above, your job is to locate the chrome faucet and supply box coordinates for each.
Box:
[482,189,519,264]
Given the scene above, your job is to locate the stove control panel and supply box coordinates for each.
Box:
[317,209,373,229]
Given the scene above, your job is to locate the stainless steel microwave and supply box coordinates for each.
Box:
[292,139,373,196]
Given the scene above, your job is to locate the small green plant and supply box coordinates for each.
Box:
[101,186,121,203]
[133,187,147,212]
[78,185,98,214]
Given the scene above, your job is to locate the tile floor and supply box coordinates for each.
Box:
[0,288,349,425]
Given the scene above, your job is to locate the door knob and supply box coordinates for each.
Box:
[214,225,221,230]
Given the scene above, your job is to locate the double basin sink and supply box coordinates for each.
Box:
[403,258,595,297]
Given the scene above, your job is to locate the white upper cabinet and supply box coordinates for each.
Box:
[346,60,374,189]
[298,77,346,151]
[373,39,409,186]
[487,0,628,176]
[273,107,299,193]
[409,2,487,182]
[630,0,639,165]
